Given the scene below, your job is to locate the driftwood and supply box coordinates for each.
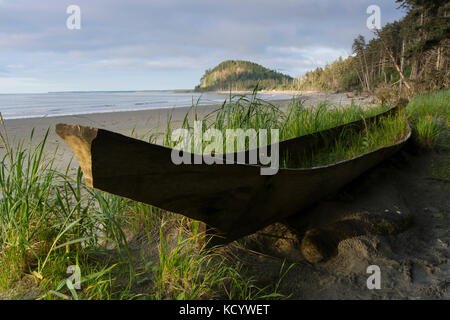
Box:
[56,105,411,246]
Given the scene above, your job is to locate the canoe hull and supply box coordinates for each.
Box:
[56,105,411,244]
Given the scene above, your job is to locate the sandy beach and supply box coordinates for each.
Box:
[1,92,372,172]
[1,91,448,300]
[3,103,218,173]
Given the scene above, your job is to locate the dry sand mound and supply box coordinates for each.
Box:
[237,150,449,300]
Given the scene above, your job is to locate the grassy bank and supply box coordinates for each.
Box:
[0,90,448,299]
[0,117,293,300]
[0,138,293,299]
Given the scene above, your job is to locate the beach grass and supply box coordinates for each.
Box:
[163,88,405,168]
[282,113,408,169]
[0,89,447,299]
[0,118,293,299]
[406,89,449,149]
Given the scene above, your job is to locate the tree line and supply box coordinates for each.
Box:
[294,0,449,96]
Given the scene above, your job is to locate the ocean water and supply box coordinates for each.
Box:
[0,91,293,120]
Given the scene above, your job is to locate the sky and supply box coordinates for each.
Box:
[0,0,407,93]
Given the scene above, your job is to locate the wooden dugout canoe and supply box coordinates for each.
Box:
[56,104,411,245]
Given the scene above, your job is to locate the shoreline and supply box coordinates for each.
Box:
[0,90,294,121]
[2,100,291,172]
[1,92,373,171]
[2,91,372,137]
[0,90,370,121]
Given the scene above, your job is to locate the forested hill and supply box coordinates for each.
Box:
[195,60,293,91]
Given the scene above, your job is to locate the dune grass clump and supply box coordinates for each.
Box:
[164,89,403,168]
[0,121,131,298]
[407,89,449,149]
[180,91,392,145]
[279,99,390,141]
[0,114,291,300]
[283,114,408,168]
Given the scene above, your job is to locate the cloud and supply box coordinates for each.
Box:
[0,0,407,92]
[6,64,25,70]
[265,46,350,70]
[0,77,53,93]
[82,57,206,71]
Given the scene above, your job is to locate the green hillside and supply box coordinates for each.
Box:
[195,60,293,91]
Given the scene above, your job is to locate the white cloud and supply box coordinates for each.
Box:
[263,46,350,75]
[0,77,67,93]
[80,57,208,72]
[0,0,407,92]
[0,33,44,47]
[6,64,25,70]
